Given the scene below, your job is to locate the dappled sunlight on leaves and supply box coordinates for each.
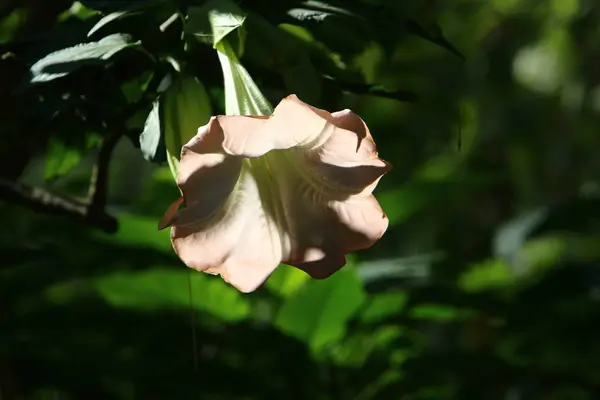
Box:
[94,268,251,322]
[3,0,600,398]
[275,267,366,354]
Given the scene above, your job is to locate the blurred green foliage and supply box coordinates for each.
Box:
[2,0,600,399]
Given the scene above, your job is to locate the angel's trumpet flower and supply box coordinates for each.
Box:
[160,95,391,292]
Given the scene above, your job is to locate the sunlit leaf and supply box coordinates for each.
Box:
[265,265,310,298]
[360,292,408,323]
[186,0,270,116]
[274,268,366,353]
[163,74,212,179]
[26,33,139,85]
[44,139,83,182]
[287,1,363,22]
[93,213,172,252]
[410,304,475,322]
[59,1,99,21]
[459,258,514,293]
[516,235,565,272]
[94,268,250,322]
[139,99,165,163]
[88,10,136,37]
[185,0,246,48]
[216,40,273,116]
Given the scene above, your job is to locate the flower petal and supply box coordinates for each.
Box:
[219,94,332,157]
[218,95,391,194]
[158,196,184,230]
[163,117,283,292]
[162,95,391,291]
[170,165,284,292]
[262,150,388,279]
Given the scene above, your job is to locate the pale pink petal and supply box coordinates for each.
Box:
[219,94,333,157]
[170,168,284,293]
[262,150,388,279]
[161,95,391,291]
[161,117,284,292]
[158,196,184,230]
[218,95,391,195]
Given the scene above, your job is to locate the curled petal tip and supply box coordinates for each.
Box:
[158,197,184,231]
[231,281,264,294]
[283,94,300,102]
[157,220,171,231]
[382,159,393,173]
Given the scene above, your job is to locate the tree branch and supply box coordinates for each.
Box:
[0,132,121,233]
[87,131,120,213]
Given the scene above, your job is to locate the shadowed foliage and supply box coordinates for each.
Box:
[2,0,600,399]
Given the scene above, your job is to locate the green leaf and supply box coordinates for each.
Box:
[404,19,465,60]
[93,268,250,322]
[494,208,548,261]
[357,254,440,284]
[354,369,403,400]
[44,139,83,181]
[518,236,566,270]
[265,265,310,297]
[120,70,154,103]
[360,292,408,324]
[287,1,362,22]
[300,13,370,58]
[207,0,245,47]
[274,267,366,354]
[59,1,99,21]
[459,258,515,293]
[409,304,475,322]
[0,8,27,45]
[217,40,273,116]
[187,0,271,116]
[163,74,213,179]
[26,33,139,85]
[323,76,418,103]
[137,72,212,173]
[244,18,321,104]
[93,213,172,251]
[88,10,136,37]
[186,0,246,48]
[139,98,166,163]
[86,0,174,35]
[330,326,402,367]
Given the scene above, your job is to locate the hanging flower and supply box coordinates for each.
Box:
[159,94,391,292]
